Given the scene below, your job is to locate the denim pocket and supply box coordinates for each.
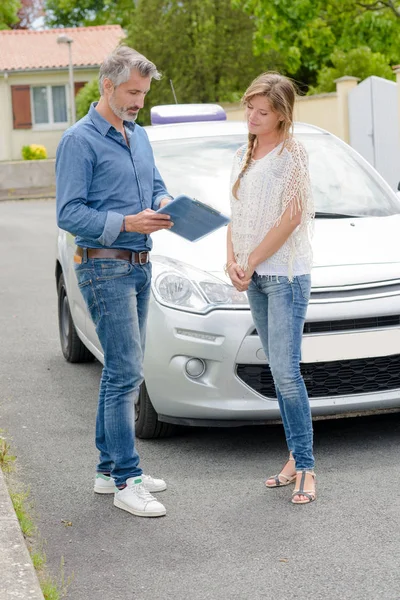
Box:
[74,269,100,322]
[79,279,99,312]
[94,259,133,281]
[296,275,311,301]
[74,265,93,287]
[136,262,152,295]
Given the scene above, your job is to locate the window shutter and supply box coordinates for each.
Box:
[11,85,32,129]
[74,82,87,96]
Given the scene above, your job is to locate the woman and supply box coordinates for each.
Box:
[226,73,316,504]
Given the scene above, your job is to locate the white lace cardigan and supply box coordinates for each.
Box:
[229,137,314,280]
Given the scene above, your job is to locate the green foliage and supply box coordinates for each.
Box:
[76,78,100,119]
[0,0,20,29]
[2,432,72,600]
[40,577,62,600]
[45,0,400,97]
[234,0,338,79]
[126,0,280,124]
[337,8,400,65]
[10,487,71,599]
[310,47,395,94]
[22,144,48,160]
[10,489,36,537]
[46,0,281,124]
[0,432,16,473]
[236,0,400,87]
[45,0,135,27]
[31,552,46,570]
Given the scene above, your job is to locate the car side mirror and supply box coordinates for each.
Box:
[398,181,400,191]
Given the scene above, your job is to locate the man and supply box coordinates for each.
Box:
[56,46,173,518]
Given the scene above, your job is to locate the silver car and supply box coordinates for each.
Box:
[55,117,400,438]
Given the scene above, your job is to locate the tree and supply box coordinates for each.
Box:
[234,0,341,79]
[11,0,44,29]
[45,0,136,28]
[310,46,395,94]
[338,7,400,65]
[76,79,100,119]
[0,0,20,29]
[126,0,280,123]
[357,1,400,19]
[235,0,400,87]
[72,0,278,125]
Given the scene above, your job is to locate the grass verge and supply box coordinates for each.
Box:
[0,430,73,599]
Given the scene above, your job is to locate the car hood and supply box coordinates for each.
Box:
[309,215,400,286]
[152,215,400,287]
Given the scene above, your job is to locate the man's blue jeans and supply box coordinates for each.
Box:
[247,273,314,471]
[75,258,152,486]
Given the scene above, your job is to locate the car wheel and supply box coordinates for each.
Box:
[135,382,177,439]
[57,273,94,363]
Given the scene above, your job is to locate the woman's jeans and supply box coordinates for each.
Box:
[247,274,314,471]
[75,257,152,486]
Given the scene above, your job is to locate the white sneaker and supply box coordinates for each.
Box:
[114,477,166,517]
[94,473,167,494]
[141,473,167,492]
[94,473,117,494]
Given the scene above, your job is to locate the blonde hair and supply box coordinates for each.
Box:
[232,72,297,199]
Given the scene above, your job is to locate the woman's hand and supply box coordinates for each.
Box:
[240,254,257,286]
[227,262,250,292]
[244,263,255,282]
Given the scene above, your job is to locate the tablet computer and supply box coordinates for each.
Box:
[156,195,230,242]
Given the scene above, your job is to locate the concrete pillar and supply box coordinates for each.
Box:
[334,76,360,143]
[0,73,13,161]
[394,67,400,145]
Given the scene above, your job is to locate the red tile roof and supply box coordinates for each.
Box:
[0,25,125,72]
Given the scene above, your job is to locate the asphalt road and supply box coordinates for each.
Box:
[1,199,400,600]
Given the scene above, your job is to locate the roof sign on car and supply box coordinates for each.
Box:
[151,104,227,125]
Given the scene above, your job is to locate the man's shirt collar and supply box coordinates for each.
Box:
[89,102,136,137]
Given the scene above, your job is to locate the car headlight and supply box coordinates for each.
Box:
[151,256,249,313]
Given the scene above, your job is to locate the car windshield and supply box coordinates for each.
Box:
[152,133,400,217]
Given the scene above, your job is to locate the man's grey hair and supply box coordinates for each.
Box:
[99,46,161,95]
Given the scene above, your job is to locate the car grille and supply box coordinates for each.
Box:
[236,354,400,398]
[250,315,400,335]
[310,281,400,302]
[304,315,400,334]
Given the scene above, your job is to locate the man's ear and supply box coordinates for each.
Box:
[103,78,114,94]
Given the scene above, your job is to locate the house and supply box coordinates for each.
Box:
[0,25,125,161]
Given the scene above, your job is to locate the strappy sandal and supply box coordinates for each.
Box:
[265,457,296,488]
[291,470,316,504]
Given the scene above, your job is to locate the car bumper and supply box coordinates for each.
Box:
[143,295,400,423]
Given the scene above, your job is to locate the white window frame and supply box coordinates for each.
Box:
[31,84,69,130]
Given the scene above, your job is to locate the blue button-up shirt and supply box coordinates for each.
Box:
[56,103,172,251]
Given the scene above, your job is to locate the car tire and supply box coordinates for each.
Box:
[135,382,177,439]
[57,273,94,363]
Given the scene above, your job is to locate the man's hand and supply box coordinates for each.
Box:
[125,208,173,234]
[159,197,172,209]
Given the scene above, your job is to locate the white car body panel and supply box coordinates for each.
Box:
[56,120,400,425]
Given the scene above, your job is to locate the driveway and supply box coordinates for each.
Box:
[0,199,399,600]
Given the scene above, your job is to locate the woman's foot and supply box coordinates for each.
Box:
[265,454,296,488]
[291,470,316,504]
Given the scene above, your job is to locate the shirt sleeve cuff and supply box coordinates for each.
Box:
[97,211,124,246]
[153,194,173,211]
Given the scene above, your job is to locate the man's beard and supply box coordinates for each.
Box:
[109,93,139,122]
